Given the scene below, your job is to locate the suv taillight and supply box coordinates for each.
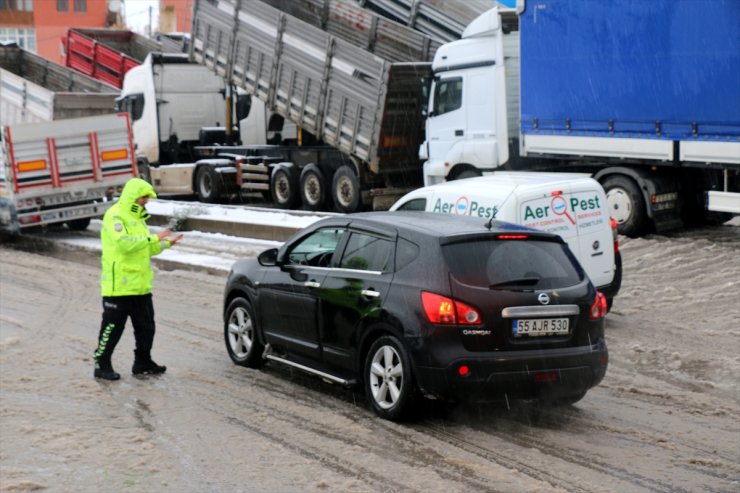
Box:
[421,291,481,325]
[589,292,608,320]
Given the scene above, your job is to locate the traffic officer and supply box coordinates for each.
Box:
[93,177,183,380]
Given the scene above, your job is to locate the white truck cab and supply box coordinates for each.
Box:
[391,172,622,307]
[421,7,514,186]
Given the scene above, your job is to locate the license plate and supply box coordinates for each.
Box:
[513,318,569,337]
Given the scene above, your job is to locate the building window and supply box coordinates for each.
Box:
[57,0,68,12]
[1,0,33,10]
[74,0,85,12]
[0,28,37,52]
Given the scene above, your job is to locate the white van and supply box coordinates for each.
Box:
[390,172,622,307]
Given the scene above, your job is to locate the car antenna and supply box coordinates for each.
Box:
[485,216,494,230]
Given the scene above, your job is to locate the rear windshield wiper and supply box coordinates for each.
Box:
[489,277,540,289]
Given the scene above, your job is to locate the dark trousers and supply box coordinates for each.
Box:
[94,294,156,364]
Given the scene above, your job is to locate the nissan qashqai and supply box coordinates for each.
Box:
[223,212,608,421]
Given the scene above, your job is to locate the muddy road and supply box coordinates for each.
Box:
[1,220,738,492]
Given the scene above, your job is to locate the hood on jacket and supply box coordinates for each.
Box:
[119,178,157,209]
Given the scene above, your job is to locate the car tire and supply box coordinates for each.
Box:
[364,335,417,421]
[299,164,326,211]
[196,166,222,204]
[224,297,264,368]
[65,217,91,231]
[602,175,648,237]
[331,165,361,213]
[271,166,299,209]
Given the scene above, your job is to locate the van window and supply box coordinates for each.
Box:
[432,77,462,116]
[395,198,427,211]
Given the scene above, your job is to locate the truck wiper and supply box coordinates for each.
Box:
[489,277,540,289]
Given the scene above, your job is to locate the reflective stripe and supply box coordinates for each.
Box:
[94,323,117,360]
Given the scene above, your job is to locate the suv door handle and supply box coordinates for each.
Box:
[305,281,321,288]
[361,289,380,298]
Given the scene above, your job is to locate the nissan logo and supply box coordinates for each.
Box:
[538,293,550,305]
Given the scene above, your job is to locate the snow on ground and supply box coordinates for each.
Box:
[54,199,327,273]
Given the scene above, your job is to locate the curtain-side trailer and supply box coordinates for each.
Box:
[421,1,740,236]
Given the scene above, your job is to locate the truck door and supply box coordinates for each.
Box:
[426,77,465,163]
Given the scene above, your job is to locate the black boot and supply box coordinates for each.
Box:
[94,359,121,381]
[132,350,166,375]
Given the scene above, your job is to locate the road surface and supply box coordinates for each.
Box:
[1,219,738,492]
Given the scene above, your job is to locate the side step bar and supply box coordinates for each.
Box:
[264,353,357,388]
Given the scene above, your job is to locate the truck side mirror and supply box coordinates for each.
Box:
[236,94,252,121]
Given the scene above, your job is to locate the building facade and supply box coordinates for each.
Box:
[160,0,191,33]
[0,0,122,64]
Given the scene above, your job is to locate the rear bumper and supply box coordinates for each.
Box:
[413,339,608,401]
[596,250,622,301]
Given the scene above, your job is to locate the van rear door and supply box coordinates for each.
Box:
[519,183,614,289]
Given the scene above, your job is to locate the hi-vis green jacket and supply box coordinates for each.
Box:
[100,178,171,297]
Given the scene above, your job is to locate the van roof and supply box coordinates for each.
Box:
[436,172,595,192]
[392,172,602,207]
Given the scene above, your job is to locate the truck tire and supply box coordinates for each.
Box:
[299,164,326,211]
[331,165,360,213]
[602,175,648,238]
[66,218,91,231]
[271,166,299,209]
[196,166,223,204]
[136,159,152,184]
[452,167,482,180]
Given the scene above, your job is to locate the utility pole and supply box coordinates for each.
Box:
[148,5,153,37]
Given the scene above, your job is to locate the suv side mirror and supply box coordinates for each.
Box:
[258,248,279,266]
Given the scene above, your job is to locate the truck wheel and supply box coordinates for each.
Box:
[271,166,299,209]
[136,159,152,183]
[453,168,482,180]
[66,218,91,231]
[299,164,326,211]
[602,176,648,238]
[196,166,222,203]
[331,165,360,213]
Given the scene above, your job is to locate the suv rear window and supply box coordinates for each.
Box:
[442,238,585,290]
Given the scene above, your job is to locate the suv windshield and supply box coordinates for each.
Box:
[442,238,585,290]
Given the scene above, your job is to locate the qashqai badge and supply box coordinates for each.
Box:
[538,292,550,305]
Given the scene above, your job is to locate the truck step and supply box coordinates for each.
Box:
[241,173,270,181]
[240,183,270,191]
[240,164,270,173]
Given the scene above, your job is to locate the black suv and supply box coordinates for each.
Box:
[223,212,608,420]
